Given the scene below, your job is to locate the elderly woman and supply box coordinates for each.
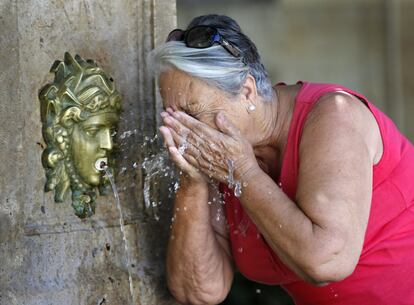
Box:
[151,14,414,305]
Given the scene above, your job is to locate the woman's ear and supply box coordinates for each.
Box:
[240,74,258,104]
[240,75,258,113]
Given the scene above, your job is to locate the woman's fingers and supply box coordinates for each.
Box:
[171,110,217,140]
[169,146,207,182]
[215,112,241,138]
[162,113,190,139]
[160,121,205,179]
[168,127,188,149]
[168,127,203,160]
[164,115,228,173]
[183,151,227,181]
[159,126,176,148]
[182,152,201,169]
[161,109,236,182]
[168,147,194,173]
[160,125,191,170]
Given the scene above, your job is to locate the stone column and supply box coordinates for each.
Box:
[0,1,177,304]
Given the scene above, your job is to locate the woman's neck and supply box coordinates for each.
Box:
[248,84,298,180]
[253,84,297,159]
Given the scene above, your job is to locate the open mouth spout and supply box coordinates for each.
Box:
[95,157,108,171]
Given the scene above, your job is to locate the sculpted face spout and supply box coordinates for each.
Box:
[71,112,119,186]
[39,52,121,218]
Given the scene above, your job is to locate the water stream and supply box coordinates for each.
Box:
[104,168,135,305]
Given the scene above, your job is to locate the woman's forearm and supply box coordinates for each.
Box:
[166,178,232,304]
[239,167,357,284]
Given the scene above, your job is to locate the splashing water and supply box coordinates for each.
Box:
[104,168,135,305]
[177,138,188,155]
[234,181,242,197]
[142,151,165,208]
[227,159,235,187]
[118,133,179,220]
[119,129,138,140]
[142,151,176,219]
[226,159,242,197]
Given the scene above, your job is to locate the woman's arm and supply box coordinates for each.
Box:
[166,178,234,305]
[160,124,233,305]
[239,93,376,284]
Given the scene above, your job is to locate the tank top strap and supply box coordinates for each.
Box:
[294,82,365,105]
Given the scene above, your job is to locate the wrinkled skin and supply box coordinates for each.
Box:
[158,68,279,185]
[161,108,257,183]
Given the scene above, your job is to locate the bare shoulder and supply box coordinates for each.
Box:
[295,91,376,250]
[303,91,383,165]
[306,91,374,130]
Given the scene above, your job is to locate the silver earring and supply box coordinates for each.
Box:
[247,104,256,112]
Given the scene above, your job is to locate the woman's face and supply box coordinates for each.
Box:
[159,69,251,138]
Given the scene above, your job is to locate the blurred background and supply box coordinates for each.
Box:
[178,0,414,141]
[177,0,414,304]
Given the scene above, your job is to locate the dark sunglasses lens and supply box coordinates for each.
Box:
[166,29,184,42]
[186,27,216,48]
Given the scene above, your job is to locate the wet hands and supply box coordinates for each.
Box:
[159,108,258,186]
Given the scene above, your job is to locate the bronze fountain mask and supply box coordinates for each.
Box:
[39,52,121,218]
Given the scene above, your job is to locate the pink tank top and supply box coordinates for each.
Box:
[221,82,414,305]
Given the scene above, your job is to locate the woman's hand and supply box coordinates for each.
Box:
[160,108,259,185]
[159,123,208,185]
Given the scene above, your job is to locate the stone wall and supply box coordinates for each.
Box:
[0,1,177,304]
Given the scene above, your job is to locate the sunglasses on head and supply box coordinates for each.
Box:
[166,25,242,59]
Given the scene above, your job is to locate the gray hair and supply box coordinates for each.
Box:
[148,41,274,101]
[149,41,245,95]
[150,15,275,101]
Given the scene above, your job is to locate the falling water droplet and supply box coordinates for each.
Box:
[234,181,242,197]
[226,159,235,188]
